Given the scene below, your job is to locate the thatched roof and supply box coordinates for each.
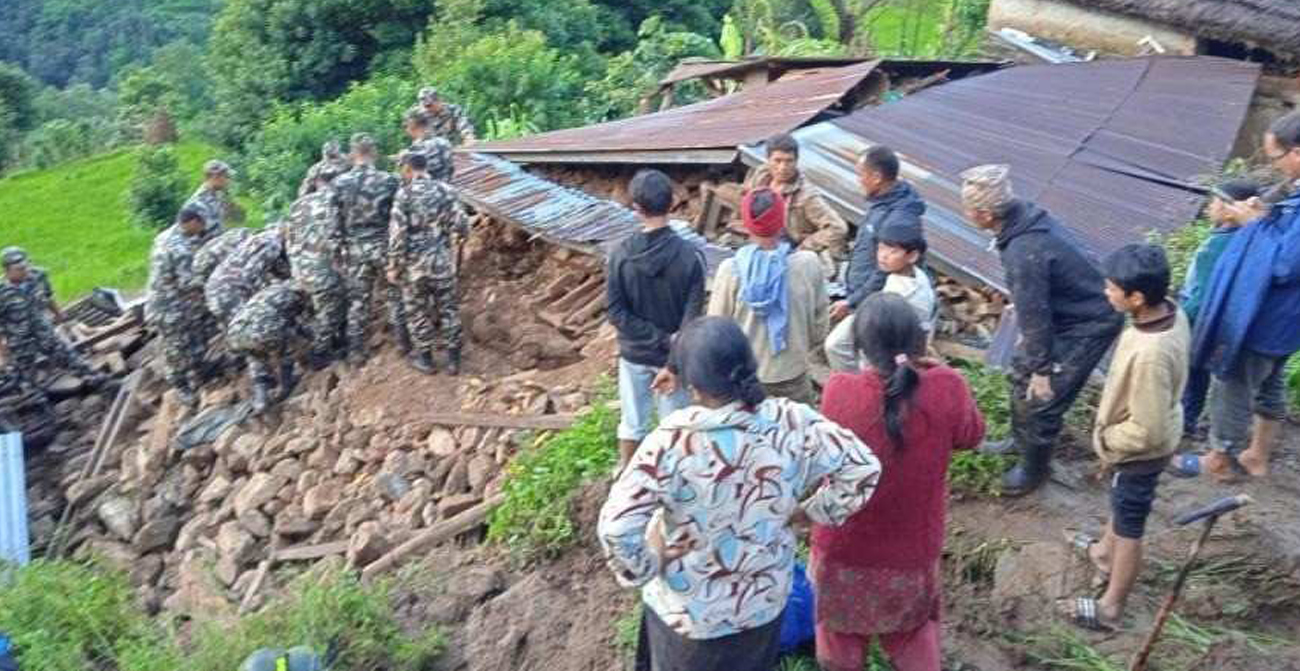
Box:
[1070,0,1300,57]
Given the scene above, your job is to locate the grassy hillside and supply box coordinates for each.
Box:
[0,141,263,301]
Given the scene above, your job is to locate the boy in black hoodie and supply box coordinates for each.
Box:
[606,169,706,471]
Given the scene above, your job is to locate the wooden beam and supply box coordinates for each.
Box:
[425,412,577,431]
[274,540,349,562]
[361,494,504,582]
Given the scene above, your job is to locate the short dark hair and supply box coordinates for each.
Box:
[1269,111,1300,150]
[401,152,429,171]
[767,133,799,158]
[1104,243,1170,307]
[1217,178,1261,202]
[630,169,674,217]
[177,206,205,224]
[852,293,925,448]
[670,317,766,408]
[878,237,927,256]
[860,145,900,181]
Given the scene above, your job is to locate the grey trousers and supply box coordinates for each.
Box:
[1208,351,1290,455]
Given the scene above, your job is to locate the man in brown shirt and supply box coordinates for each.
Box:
[740,133,849,277]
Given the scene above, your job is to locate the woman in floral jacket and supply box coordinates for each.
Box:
[598,316,882,671]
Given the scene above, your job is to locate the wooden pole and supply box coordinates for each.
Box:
[361,494,503,582]
[1128,519,1219,671]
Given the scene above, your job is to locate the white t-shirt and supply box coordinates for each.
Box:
[882,266,937,333]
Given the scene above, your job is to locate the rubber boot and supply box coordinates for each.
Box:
[308,348,332,371]
[446,348,462,377]
[981,438,1019,456]
[278,360,299,402]
[346,337,368,367]
[394,323,414,356]
[251,378,274,415]
[410,350,437,375]
[1001,443,1051,497]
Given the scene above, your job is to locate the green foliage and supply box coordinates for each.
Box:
[0,62,40,132]
[1155,218,1213,290]
[939,0,991,57]
[483,105,543,142]
[487,401,619,561]
[614,602,643,653]
[947,357,1011,496]
[0,141,262,299]
[585,17,721,121]
[1025,627,1124,671]
[1287,356,1300,412]
[730,0,849,56]
[949,450,1008,497]
[15,119,122,171]
[810,0,843,41]
[720,14,746,59]
[126,146,189,229]
[116,41,214,135]
[593,0,735,51]
[242,75,416,213]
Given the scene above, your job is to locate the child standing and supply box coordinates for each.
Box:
[1179,179,1261,435]
[1061,244,1189,631]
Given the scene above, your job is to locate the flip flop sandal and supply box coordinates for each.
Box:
[1167,452,1203,478]
[1062,530,1110,588]
[1058,596,1115,632]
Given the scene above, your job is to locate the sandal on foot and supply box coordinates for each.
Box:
[1057,597,1116,632]
[1167,453,1204,478]
[1061,530,1110,588]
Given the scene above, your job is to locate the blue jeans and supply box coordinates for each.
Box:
[617,358,691,442]
[1182,366,1213,434]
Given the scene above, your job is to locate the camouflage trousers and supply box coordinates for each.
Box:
[295,260,346,357]
[156,309,209,391]
[403,273,461,353]
[206,281,252,328]
[6,327,98,384]
[228,340,285,387]
[345,242,407,351]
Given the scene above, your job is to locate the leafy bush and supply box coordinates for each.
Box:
[584,17,721,121]
[126,146,188,229]
[487,401,619,561]
[16,119,122,170]
[950,357,1012,496]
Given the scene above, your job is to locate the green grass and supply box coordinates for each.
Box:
[486,398,619,562]
[0,142,264,301]
[0,559,441,671]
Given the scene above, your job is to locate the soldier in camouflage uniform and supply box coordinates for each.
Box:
[205,226,290,328]
[184,160,243,240]
[226,280,308,414]
[403,112,454,165]
[388,150,470,375]
[297,140,349,198]
[193,228,253,283]
[0,248,105,392]
[147,207,211,407]
[334,133,407,363]
[285,161,350,368]
[405,87,477,146]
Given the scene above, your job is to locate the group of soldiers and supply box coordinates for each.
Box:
[144,86,475,412]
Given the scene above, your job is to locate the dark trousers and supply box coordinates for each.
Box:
[635,606,784,671]
[1182,366,1213,434]
[1010,331,1118,455]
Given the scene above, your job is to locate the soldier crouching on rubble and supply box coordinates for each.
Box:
[387,149,469,376]
[0,247,106,393]
[226,279,309,414]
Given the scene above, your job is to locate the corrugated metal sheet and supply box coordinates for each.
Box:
[0,432,29,569]
[452,153,733,273]
[742,56,1259,293]
[659,57,875,86]
[472,61,885,162]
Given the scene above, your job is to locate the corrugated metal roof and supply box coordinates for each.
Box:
[0,432,29,569]
[659,57,876,86]
[471,61,885,163]
[742,56,1259,293]
[452,153,733,273]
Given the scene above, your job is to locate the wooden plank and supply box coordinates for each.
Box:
[274,540,348,562]
[361,494,504,582]
[425,412,577,431]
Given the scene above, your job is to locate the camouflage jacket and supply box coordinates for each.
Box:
[185,185,237,237]
[13,267,55,318]
[284,189,343,270]
[226,280,306,354]
[388,175,469,280]
[146,226,206,323]
[206,229,286,300]
[298,158,351,197]
[0,280,51,345]
[406,135,453,174]
[334,164,400,245]
[193,228,253,282]
[405,103,476,146]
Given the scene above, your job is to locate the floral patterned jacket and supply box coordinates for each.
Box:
[598,397,881,640]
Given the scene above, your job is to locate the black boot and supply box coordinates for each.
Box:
[409,350,437,375]
[394,324,413,356]
[1001,444,1051,497]
[346,338,369,366]
[278,360,299,401]
[251,378,274,414]
[446,348,461,377]
[308,348,332,371]
[981,438,1020,456]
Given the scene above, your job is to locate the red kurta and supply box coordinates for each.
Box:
[811,365,985,635]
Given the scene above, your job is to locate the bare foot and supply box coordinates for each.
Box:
[1237,449,1270,477]
[1198,452,1239,483]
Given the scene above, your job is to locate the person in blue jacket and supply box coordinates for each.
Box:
[1181,111,1300,480]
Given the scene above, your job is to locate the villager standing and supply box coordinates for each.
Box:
[146,206,212,408]
[599,316,882,671]
[226,279,308,414]
[812,293,984,671]
[184,159,242,238]
[961,164,1123,496]
[407,87,477,146]
[387,149,469,375]
[0,248,105,391]
[1061,244,1188,632]
[297,140,349,198]
[708,188,828,405]
[741,133,848,277]
[334,133,406,363]
[205,225,289,328]
[1183,111,1300,479]
[285,162,350,369]
[606,169,705,471]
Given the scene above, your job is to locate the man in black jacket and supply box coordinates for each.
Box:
[825,145,928,370]
[606,169,706,471]
[962,164,1123,495]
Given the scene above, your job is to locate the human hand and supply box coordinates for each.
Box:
[648,519,695,565]
[1226,196,1267,223]
[651,368,679,395]
[1027,373,1054,402]
[829,301,852,322]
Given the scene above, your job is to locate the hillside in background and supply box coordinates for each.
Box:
[0,141,263,300]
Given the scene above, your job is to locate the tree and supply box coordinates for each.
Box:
[585,17,721,121]
[0,62,39,132]
[127,146,189,229]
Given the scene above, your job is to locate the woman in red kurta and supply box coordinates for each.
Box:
[811,293,985,671]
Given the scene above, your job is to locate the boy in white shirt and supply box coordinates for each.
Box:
[825,218,935,371]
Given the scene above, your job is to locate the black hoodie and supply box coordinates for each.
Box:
[996,200,1123,375]
[606,226,706,367]
[845,181,927,307]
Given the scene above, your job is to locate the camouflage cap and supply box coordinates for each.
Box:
[239,647,324,671]
[350,133,378,154]
[960,164,1014,212]
[204,159,235,177]
[418,86,440,103]
[316,160,349,185]
[403,109,430,127]
[322,140,342,159]
[1,246,28,269]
